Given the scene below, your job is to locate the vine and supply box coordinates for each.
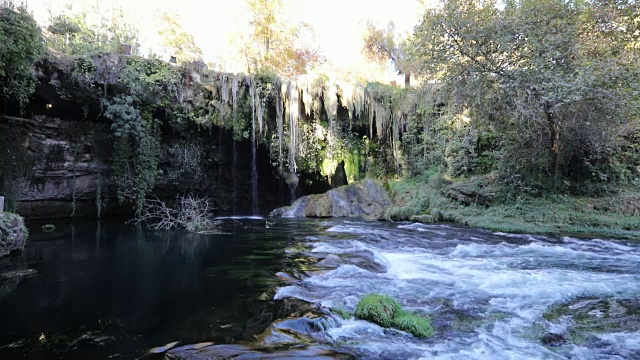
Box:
[104,96,161,214]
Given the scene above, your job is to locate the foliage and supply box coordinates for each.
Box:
[44,5,139,56]
[0,4,44,105]
[363,21,415,87]
[387,176,640,240]
[355,294,434,338]
[240,0,323,78]
[409,0,640,188]
[105,95,161,213]
[158,13,203,63]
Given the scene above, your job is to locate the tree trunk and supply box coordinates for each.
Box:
[545,107,561,184]
[404,73,411,88]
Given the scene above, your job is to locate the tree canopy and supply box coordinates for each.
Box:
[240,0,323,78]
[0,4,44,105]
[408,0,640,185]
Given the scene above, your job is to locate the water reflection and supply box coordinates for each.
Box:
[0,218,319,359]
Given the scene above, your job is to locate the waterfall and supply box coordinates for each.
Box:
[198,69,403,209]
[232,138,237,214]
[249,77,259,215]
[286,81,300,173]
[231,75,239,111]
[275,78,284,173]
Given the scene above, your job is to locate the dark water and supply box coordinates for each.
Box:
[1,218,639,359]
[0,218,330,359]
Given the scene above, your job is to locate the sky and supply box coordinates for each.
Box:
[24,0,424,82]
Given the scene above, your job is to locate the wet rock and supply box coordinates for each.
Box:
[68,334,116,348]
[166,343,351,360]
[270,179,391,220]
[0,213,27,257]
[541,333,567,347]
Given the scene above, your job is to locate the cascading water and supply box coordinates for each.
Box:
[249,78,259,215]
[203,70,411,210]
[270,220,640,359]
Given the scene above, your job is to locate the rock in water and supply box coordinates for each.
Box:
[0,213,27,257]
[541,333,567,347]
[270,179,391,220]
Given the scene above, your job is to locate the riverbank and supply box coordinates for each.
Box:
[385,174,640,241]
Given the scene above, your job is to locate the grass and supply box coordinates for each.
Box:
[382,175,640,240]
[354,294,434,338]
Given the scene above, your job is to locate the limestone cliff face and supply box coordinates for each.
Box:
[2,116,112,219]
[0,114,307,219]
[0,213,27,257]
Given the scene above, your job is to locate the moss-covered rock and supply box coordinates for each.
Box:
[354,294,434,338]
[304,194,332,217]
[355,294,402,327]
[0,213,28,257]
[271,179,392,220]
[393,310,435,338]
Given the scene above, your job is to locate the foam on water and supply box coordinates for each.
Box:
[275,220,640,359]
[213,215,265,220]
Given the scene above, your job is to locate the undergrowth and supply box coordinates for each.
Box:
[383,174,640,240]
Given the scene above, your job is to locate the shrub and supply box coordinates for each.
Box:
[132,194,218,233]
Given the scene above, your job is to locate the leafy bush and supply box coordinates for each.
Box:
[0,5,44,104]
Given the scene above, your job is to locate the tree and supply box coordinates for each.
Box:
[410,0,639,185]
[0,3,44,105]
[363,21,414,87]
[158,13,203,64]
[45,4,140,55]
[240,0,323,78]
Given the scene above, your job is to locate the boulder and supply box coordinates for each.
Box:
[270,179,391,220]
[0,213,27,257]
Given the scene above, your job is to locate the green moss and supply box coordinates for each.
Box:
[330,307,352,320]
[355,294,401,327]
[393,311,434,338]
[354,294,434,338]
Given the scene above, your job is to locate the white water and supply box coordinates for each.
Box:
[275,221,640,359]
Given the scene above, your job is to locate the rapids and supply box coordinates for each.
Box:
[273,220,640,359]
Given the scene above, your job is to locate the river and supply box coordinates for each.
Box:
[0,218,638,359]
